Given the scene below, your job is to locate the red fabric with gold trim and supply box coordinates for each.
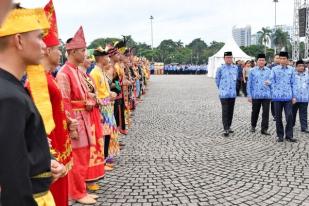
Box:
[66,26,86,50]
[43,0,59,47]
[46,72,72,167]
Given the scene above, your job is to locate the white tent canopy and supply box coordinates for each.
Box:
[207,38,254,78]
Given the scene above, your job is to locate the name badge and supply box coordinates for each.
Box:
[233,74,237,81]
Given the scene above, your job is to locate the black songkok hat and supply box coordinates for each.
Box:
[257,53,266,59]
[296,59,304,66]
[279,51,289,58]
[224,51,233,57]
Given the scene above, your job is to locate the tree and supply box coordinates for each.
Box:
[240,45,264,58]
[299,42,305,58]
[272,29,289,52]
[88,37,121,49]
[123,35,137,48]
[187,38,208,64]
[157,39,179,63]
[202,41,224,63]
[240,45,274,62]
[258,27,272,54]
[175,40,184,49]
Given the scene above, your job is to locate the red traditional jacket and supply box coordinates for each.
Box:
[46,72,72,169]
[26,72,72,169]
[56,62,96,149]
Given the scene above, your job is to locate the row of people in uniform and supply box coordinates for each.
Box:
[0,1,150,206]
[163,64,208,75]
[216,51,308,142]
[235,56,309,98]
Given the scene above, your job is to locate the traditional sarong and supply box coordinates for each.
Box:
[86,106,105,181]
[100,98,120,157]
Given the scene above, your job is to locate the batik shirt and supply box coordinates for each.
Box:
[270,65,297,101]
[247,66,272,99]
[215,64,238,99]
[294,71,309,102]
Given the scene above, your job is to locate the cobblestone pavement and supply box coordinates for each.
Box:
[74,75,309,206]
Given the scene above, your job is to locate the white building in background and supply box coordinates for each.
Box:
[232,25,251,47]
[251,32,263,46]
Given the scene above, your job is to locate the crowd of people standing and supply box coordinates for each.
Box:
[0,1,150,205]
[163,64,208,75]
[216,51,309,142]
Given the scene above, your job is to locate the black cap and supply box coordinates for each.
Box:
[224,51,233,57]
[279,51,289,58]
[296,59,304,66]
[257,53,266,59]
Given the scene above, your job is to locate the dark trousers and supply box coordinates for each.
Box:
[271,101,276,119]
[114,98,126,130]
[104,135,111,158]
[236,80,241,96]
[274,101,294,139]
[242,78,248,97]
[292,102,308,130]
[251,99,270,131]
[220,98,235,131]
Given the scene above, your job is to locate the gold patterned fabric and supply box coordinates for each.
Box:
[27,65,55,135]
[0,8,50,37]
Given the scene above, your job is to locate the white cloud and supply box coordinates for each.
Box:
[18,0,293,46]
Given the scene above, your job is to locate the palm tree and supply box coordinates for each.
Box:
[176,40,184,49]
[272,29,289,52]
[258,27,272,54]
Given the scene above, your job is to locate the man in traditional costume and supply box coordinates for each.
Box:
[79,53,105,191]
[0,7,64,206]
[107,44,128,135]
[90,47,120,171]
[56,26,98,204]
[31,1,73,205]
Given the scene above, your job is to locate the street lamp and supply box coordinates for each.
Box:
[273,0,279,54]
[150,15,154,62]
[150,15,154,50]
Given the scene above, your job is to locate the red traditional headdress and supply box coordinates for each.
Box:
[66,26,86,50]
[43,0,59,47]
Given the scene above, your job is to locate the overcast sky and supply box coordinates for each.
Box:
[18,0,294,46]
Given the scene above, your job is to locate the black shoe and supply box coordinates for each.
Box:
[250,127,256,133]
[286,138,297,143]
[261,130,270,135]
[301,129,309,133]
[276,138,284,142]
[223,130,229,137]
[229,129,234,133]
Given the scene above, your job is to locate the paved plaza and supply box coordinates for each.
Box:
[74,75,309,206]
